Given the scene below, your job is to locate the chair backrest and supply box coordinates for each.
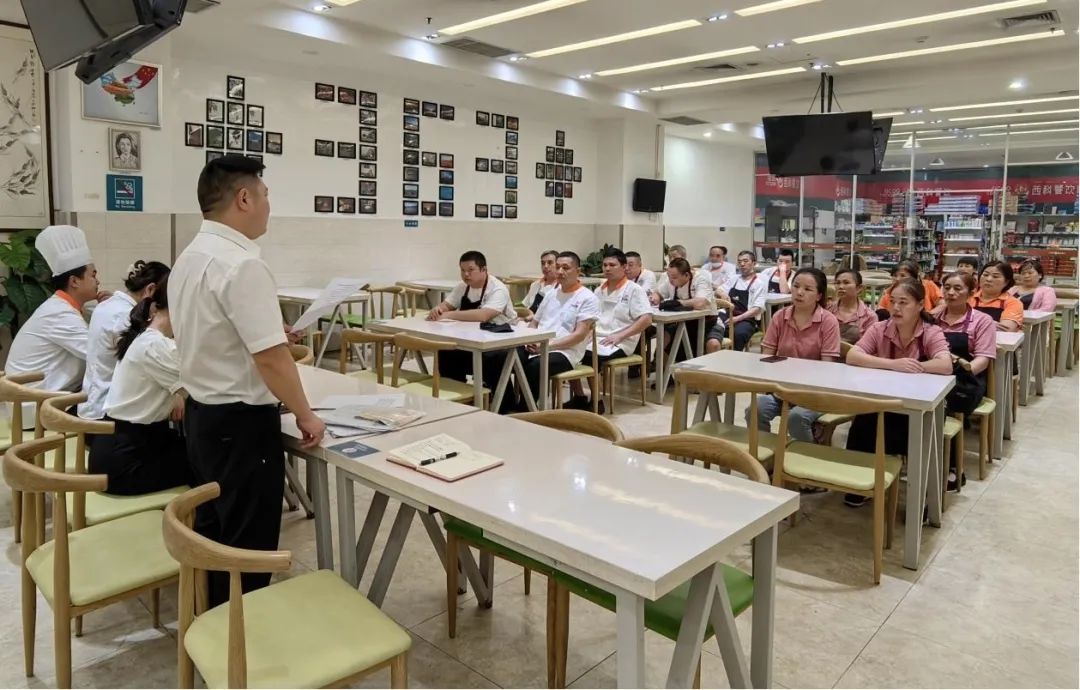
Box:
[391,332,456,393]
[289,343,314,366]
[40,394,114,530]
[671,369,775,457]
[338,328,394,382]
[366,285,404,320]
[514,305,531,319]
[1054,287,1078,300]
[840,341,853,362]
[163,483,292,688]
[0,371,57,443]
[510,409,624,442]
[615,434,768,484]
[394,285,426,317]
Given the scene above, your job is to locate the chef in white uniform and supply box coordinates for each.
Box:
[5,225,102,426]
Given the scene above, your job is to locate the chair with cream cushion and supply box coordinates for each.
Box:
[337,329,428,385]
[546,434,765,688]
[813,342,857,445]
[771,385,903,584]
[288,343,314,366]
[391,333,489,407]
[598,329,649,413]
[549,324,599,412]
[671,368,781,469]
[163,483,410,689]
[5,436,179,688]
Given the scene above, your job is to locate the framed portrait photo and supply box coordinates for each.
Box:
[491,204,503,219]
[506,161,517,174]
[246,129,264,153]
[403,132,419,149]
[439,104,455,121]
[206,98,224,123]
[108,128,141,171]
[337,196,356,214]
[206,150,224,164]
[314,195,334,213]
[403,183,419,199]
[492,113,504,128]
[476,111,490,126]
[314,139,334,157]
[403,200,419,216]
[246,104,264,128]
[359,198,377,214]
[360,126,377,143]
[360,108,377,126]
[359,91,378,108]
[359,180,377,197]
[505,205,518,219]
[421,201,436,216]
[359,163,377,179]
[265,131,283,155]
[206,125,225,150]
[184,122,204,147]
[438,202,454,217]
[337,142,357,159]
[226,127,244,151]
[505,131,518,145]
[505,146,518,161]
[474,204,489,218]
[506,116,519,131]
[439,153,454,169]
[403,115,420,132]
[439,169,454,185]
[359,145,378,161]
[490,159,504,174]
[403,149,419,165]
[475,157,489,172]
[421,151,437,167]
[403,166,419,182]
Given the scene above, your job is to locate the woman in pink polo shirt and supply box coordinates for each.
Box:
[844,279,952,506]
[1010,259,1057,312]
[936,271,997,490]
[750,267,841,442]
[829,268,877,344]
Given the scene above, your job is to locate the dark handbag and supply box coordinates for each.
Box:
[946,359,986,416]
[480,321,513,333]
[659,299,691,312]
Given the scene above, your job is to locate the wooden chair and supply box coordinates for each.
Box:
[391,333,489,407]
[598,332,649,414]
[547,434,766,688]
[162,483,410,689]
[968,358,997,480]
[514,305,531,320]
[337,329,428,385]
[444,409,621,648]
[365,286,413,320]
[549,324,599,412]
[391,284,429,316]
[941,415,963,509]
[671,369,780,468]
[771,386,903,584]
[5,436,179,688]
[288,343,314,366]
[814,342,857,445]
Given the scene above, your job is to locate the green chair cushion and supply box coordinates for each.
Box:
[66,485,189,526]
[682,421,779,464]
[350,368,430,385]
[398,378,486,402]
[555,565,754,642]
[817,412,855,427]
[782,442,902,492]
[972,397,996,416]
[25,509,177,607]
[185,569,411,689]
[551,363,595,381]
[943,417,963,439]
[443,517,556,575]
[603,354,643,368]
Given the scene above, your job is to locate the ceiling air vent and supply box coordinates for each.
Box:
[662,116,710,126]
[996,10,1059,29]
[443,37,516,58]
[695,63,738,71]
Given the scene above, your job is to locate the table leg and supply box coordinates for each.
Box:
[355,492,390,586]
[710,572,751,688]
[724,391,736,425]
[539,339,550,410]
[658,324,687,402]
[751,524,778,689]
[1003,351,1014,441]
[1019,327,1032,406]
[310,459,334,571]
[903,409,926,570]
[992,350,1008,459]
[695,315,706,357]
[615,591,645,688]
[511,352,539,413]
[335,467,357,586]
[653,324,667,403]
[666,566,721,689]
[489,348,518,413]
[315,305,341,367]
[1057,308,1073,375]
[368,504,415,607]
[472,350,485,409]
[925,404,943,528]
[1033,322,1046,397]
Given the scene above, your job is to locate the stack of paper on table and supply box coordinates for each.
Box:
[314,394,425,438]
[387,433,503,482]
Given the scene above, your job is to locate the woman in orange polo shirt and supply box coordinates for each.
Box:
[970,260,1023,331]
[877,259,942,315]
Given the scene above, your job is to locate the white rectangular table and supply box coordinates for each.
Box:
[992,331,1023,460]
[368,317,556,411]
[671,350,954,570]
[650,307,717,403]
[1019,310,1054,405]
[762,293,792,332]
[398,279,460,308]
[277,286,370,367]
[315,410,798,688]
[1055,299,1076,376]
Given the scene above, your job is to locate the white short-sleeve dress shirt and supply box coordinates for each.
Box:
[444,275,516,324]
[631,268,657,295]
[104,328,181,424]
[78,291,137,419]
[169,220,287,406]
[532,285,601,365]
[656,270,715,309]
[593,279,652,356]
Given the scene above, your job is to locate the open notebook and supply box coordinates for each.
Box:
[387,433,503,482]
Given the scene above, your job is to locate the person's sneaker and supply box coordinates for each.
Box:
[844,493,868,508]
[946,471,967,492]
[563,395,590,410]
[627,365,641,379]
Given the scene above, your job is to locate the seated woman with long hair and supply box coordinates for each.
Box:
[971,260,1024,332]
[1009,259,1057,312]
[844,279,953,507]
[88,273,189,494]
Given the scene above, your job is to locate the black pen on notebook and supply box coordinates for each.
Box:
[420,452,458,466]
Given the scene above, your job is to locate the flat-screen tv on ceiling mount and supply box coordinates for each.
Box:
[762,111,891,176]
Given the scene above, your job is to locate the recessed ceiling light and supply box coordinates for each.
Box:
[793,0,1046,44]
[811,64,822,70]
[910,108,924,114]
[594,45,759,77]
[966,119,1079,130]
[325,0,364,4]
[425,33,440,39]
[578,73,593,79]
[1056,151,1076,160]
[508,55,526,62]
[707,13,729,21]
[649,66,806,91]
[930,95,1078,112]
[1009,78,1027,90]
[983,164,990,168]
[736,0,822,17]
[949,107,1079,122]
[766,43,776,48]
[440,0,586,36]
[891,121,926,128]
[526,19,700,58]
[704,131,713,137]
[313,3,332,11]
[914,135,959,141]
[836,30,1063,66]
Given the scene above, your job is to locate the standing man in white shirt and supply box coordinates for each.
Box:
[700,245,736,287]
[625,251,657,295]
[522,251,600,408]
[79,260,170,420]
[708,250,768,352]
[566,248,651,412]
[5,225,104,426]
[169,154,324,606]
[522,249,559,317]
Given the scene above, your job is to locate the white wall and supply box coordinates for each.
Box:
[663,135,754,228]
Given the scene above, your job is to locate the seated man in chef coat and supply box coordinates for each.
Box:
[5,225,104,427]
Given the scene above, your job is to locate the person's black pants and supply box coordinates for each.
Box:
[184,398,284,608]
[664,316,716,361]
[517,349,573,407]
[437,350,510,391]
[846,412,910,456]
[89,419,190,495]
[708,318,757,352]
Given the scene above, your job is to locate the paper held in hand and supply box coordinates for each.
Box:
[387,433,504,482]
[291,277,368,332]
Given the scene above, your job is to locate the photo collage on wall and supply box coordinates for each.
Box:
[535,129,581,215]
[313,82,378,214]
[474,110,520,219]
[197,75,283,172]
[405,97,457,218]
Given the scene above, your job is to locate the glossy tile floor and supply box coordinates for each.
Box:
[0,362,1076,688]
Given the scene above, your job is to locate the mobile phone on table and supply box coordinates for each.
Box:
[760,355,787,363]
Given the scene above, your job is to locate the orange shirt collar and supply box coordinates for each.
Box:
[600,276,628,292]
[54,290,81,312]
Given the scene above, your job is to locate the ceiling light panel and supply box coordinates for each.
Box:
[949,107,1079,122]
[836,30,1063,66]
[979,127,1079,136]
[325,0,364,5]
[965,119,1079,130]
[527,19,701,58]
[735,0,822,17]
[875,111,906,117]
[650,66,805,92]
[891,121,926,127]
[930,95,1078,112]
[595,46,760,77]
[793,0,1046,44]
[440,0,586,36]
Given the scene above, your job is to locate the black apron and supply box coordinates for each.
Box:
[942,308,975,361]
[972,297,1005,322]
[1018,291,1034,309]
[529,281,551,313]
[729,274,758,318]
[461,278,488,312]
[767,269,783,294]
[939,308,988,416]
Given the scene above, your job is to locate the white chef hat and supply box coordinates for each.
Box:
[37,225,93,276]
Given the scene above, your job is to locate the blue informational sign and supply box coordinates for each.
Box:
[106,174,143,212]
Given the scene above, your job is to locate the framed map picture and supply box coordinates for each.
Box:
[81,59,162,127]
[0,23,52,229]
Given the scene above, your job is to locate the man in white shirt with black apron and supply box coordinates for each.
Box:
[700,245,736,287]
[522,249,559,317]
[708,250,767,353]
[170,154,325,606]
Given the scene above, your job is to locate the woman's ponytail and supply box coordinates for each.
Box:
[116,299,152,360]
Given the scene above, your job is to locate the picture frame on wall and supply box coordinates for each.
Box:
[82,59,162,127]
[438,202,454,217]
[506,205,518,219]
[184,122,204,147]
[506,175,518,189]
[246,129,264,153]
[506,161,517,174]
[227,75,245,100]
[403,149,419,165]
[565,182,574,198]
[491,204,503,219]
[337,142,356,159]
[573,167,582,182]
[546,146,555,163]
[360,198,377,214]
[439,104,455,121]
[555,148,565,164]
[439,185,454,201]
[555,130,566,146]
[476,111,490,126]
[360,108,377,125]
[545,181,554,197]
[314,195,334,213]
[475,204,489,218]
[206,125,225,150]
[403,115,420,132]
[555,198,564,215]
[225,101,243,125]
[359,180,376,197]
[545,163,555,179]
[403,98,420,114]
[315,82,335,101]
[505,146,517,161]
[360,126,378,143]
[359,163,377,178]
[505,131,518,145]
[556,164,564,179]
[206,150,224,164]
[422,101,438,117]
[403,166,419,182]
[421,201,436,216]
[359,145,378,161]
[227,128,244,151]
[490,159,504,174]
[421,151,437,167]
[403,183,419,199]
[206,98,224,123]
[475,157,489,172]
[360,91,378,107]
[566,149,574,165]
[536,163,545,179]
[439,153,454,169]
[554,182,563,198]
[246,104,264,128]
[403,133,419,149]
[439,169,454,184]
[338,86,357,105]
[506,116,519,131]
[492,113,504,128]
[265,131,282,154]
[403,200,419,216]
[505,190,517,204]
[314,139,334,157]
[337,197,356,214]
